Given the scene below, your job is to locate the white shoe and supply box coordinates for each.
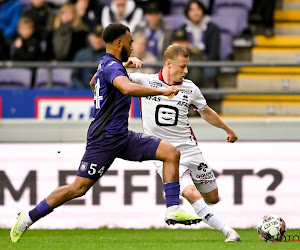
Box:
[225,229,241,242]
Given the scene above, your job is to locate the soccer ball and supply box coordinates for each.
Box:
[257,215,286,242]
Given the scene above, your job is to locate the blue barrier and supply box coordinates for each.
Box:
[0,89,141,119]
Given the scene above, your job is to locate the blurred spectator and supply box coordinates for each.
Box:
[172,28,203,88]
[181,0,220,86]
[134,0,171,15]
[101,0,143,32]
[0,29,8,59]
[70,0,103,31]
[134,1,173,60]
[10,16,42,60]
[72,24,105,89]
[0,0,24,39]
[22,0,54,40]
[127,32,156,74]
[251,0,275,37]
[44,0,67,9]
[50,3,88,61]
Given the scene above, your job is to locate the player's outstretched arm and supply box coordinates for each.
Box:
[113,75,179,97]
[199,106,238,143]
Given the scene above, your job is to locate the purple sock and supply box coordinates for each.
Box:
[29,199,53,223]
[164,181,180,207]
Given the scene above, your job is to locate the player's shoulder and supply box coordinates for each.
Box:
[101,54,122,68]
[181,78,199,90]
[130,72,158,81]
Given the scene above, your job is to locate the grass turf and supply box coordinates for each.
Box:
[1,228,300,249]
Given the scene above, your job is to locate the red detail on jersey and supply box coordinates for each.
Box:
[158,69,183,85]
[189,125,197,145]
[264,215,269,221]
[130,97,134,118]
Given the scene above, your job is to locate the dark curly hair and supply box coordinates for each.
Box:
[102,23,131,43]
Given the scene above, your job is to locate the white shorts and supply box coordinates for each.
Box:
[155,145,217,195]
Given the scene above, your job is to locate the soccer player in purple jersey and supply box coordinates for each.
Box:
[10,23,201,243]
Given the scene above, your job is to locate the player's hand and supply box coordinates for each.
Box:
[123,57,144,68]
[163,86,179,98]
[226,130,238,143]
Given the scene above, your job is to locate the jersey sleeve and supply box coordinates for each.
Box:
[104,62,127,84]
[190,85,207,111]
[128,72,150,86]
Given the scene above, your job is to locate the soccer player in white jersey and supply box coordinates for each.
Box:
[129,44,241,242]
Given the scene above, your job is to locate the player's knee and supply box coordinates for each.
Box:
[70,183,89,198]
[182,185,202,203]
[167,146,180,163]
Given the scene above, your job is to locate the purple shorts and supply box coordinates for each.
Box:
[77,130,162,181]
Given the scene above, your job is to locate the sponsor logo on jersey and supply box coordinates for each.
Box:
[180,89,193,94]
[108,61,117,66]
[149,81,163,88]
[145,96,161,102]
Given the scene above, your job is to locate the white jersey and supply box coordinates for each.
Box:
[129,71,207,147]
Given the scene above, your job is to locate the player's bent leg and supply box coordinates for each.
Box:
[10,176,95,243]
[198,188,241,242]
[155,140,180,183]
[155,141,201,226]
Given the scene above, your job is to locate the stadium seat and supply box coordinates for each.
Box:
[163,15,186,30]
[212,7,249,36]
[220,31,233,60]
[0,68,32,89]
[213,0,253,10]
[34,68,73,89]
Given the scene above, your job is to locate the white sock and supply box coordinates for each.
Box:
[221,224,234,237]
[18,212,33,232]
[192,199,226,231]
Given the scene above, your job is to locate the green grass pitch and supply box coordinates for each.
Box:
[1,228,300,249]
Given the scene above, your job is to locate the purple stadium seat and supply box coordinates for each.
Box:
[163,15,186,30]
[0,68,32,89]
[220,31,233,60]
[34,68,73,89]
[214,0,253,10]
[199,0,210,9]
[212,6,249,36]
[170,0,188,15]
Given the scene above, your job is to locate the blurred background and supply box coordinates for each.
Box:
[0,0,300,229]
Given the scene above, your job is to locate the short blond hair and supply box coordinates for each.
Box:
[163,44,189,63]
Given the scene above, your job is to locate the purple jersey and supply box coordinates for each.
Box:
[87,54,131,140]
